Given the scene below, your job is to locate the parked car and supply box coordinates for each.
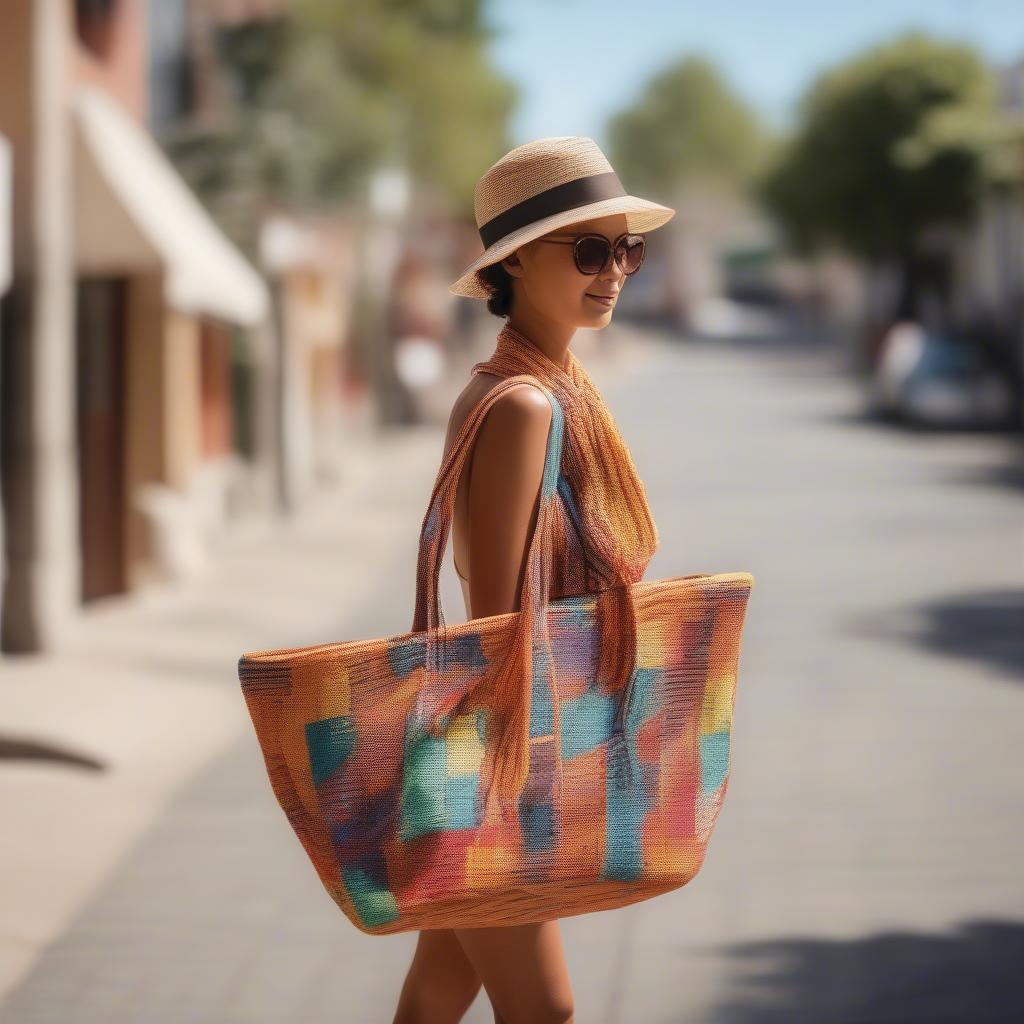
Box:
[870,321,1017,428]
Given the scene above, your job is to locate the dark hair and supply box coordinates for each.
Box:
[476,260,514,318]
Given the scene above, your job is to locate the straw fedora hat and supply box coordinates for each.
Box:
[449,136,676,299]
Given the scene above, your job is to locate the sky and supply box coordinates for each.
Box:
[485,0,1024,146]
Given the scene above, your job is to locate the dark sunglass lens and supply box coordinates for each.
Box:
[575,236,610,275]
[619,236,646,274]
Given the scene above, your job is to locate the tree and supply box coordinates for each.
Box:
[606,54,768,195]
[293,0,518,213]
[160,0,518,254]
[759,31,1004,321]
[604,54,768,324]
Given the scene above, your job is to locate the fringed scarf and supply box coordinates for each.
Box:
[456,320,660,809]
[471,320,659,590]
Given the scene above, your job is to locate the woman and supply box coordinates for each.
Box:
[392,137,674,1024]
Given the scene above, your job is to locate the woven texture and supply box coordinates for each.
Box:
[474,321,659,592]
[450,136,675,298]
[238,352,755,936]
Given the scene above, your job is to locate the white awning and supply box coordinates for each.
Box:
[73,85,269,327]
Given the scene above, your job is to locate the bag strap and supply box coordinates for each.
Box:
[409,373,566,809]
[412,372,565,637]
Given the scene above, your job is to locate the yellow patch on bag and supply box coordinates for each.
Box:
[446,709,486,776]
[700,670,735,735]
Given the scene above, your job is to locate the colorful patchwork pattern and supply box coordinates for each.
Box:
[238,374,754,934]
[239,572,753,934]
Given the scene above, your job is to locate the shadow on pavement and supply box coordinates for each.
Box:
[848,587,1024,684]
[702,918,1024,1024]
[0,735,106,770]
[955,458,1024,494]
[911,588,1024,682]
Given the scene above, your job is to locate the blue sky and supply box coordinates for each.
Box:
[485,0,1024,145]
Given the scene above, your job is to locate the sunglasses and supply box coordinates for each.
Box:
[537,231,647,277]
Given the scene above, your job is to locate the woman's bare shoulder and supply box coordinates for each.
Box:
[469,379,552,485]
[443,372,550,459]
[459,378,553,618]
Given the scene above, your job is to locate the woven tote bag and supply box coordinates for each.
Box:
[238,374,755,935]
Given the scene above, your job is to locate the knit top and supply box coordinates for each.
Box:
[466,320,658,604]
[416,320,659,804]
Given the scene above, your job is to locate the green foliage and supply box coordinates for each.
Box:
[285,0,516,209]
[758,31,1005,261]
[605,54,769,194]
[160,1,516,253]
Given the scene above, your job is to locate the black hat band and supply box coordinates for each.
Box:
[478,170,626,249]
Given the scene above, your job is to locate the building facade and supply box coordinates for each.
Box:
[0,0,272,653]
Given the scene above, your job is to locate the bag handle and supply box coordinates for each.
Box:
[409,373,566,809]
[412,373,565,637]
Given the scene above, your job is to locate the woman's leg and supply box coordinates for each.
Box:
[453,919,575,1024]
[392,928,486,1024]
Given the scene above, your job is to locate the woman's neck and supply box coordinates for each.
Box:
[504,315,573,371]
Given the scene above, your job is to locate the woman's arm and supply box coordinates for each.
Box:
[465,383,553,620]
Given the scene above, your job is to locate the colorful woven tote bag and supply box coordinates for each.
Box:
[237,374,755,935]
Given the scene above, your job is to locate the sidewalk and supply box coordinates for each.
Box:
[0,418,443,998]
[0,318,655,1002]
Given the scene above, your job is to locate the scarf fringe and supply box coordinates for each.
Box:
[433,322,658,809]
[472,321,658,586]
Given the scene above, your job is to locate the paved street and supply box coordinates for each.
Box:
[2,320,1022,1023]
